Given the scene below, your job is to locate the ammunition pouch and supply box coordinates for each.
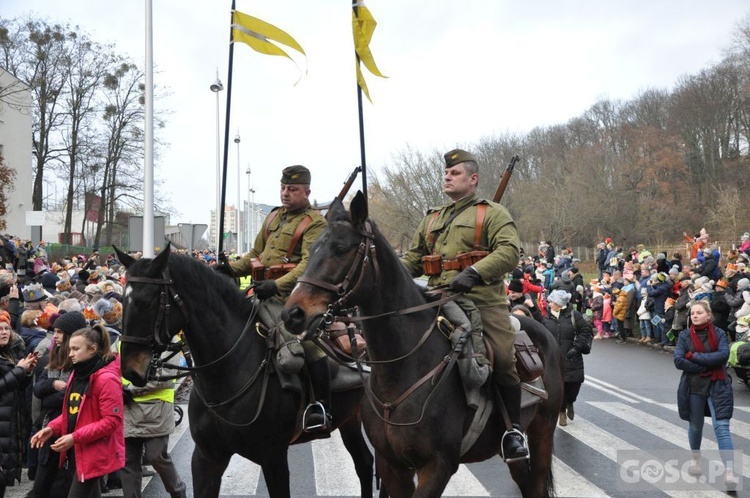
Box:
[250,258,266,282]
[421,255,442,276]
[456,250,489,270]
[266,263,297,280]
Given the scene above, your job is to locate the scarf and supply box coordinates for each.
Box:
[689,321,725,381]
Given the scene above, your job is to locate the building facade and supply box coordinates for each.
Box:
[0,68,33,238]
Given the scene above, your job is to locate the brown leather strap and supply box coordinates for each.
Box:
[426,211,440,247]
[263,209,281,239]
[474,204,487,250]
[284,215,312,263]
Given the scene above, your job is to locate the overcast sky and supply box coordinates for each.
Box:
[5,0,749,228]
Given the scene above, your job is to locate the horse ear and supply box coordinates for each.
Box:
[152,243,171,272]
[326,198,348,222]
[113,246,136,269]
[350,191,368,226]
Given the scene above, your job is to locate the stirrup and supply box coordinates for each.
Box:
[500,427,530,462]
[303,401,331,433]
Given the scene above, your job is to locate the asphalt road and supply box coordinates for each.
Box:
[8,338,750,497]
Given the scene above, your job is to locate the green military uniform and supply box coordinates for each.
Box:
[230,165,327,363]
[401,193,521,385]
[230,203,327,297]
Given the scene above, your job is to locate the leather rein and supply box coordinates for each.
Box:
[295,219,464,426]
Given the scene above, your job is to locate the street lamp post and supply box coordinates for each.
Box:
[234,131,241,254]
[210,70,224,250]
[250,166,255,252]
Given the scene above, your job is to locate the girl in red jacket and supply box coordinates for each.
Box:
[30,324,125,497]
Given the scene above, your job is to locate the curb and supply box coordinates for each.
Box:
[624,336,675,353]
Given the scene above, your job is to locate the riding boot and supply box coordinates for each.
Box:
[304,358,332,435]
[496,382,529,462]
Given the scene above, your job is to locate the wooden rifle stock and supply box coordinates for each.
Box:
[492,155,519,203]
[337,166,363,201]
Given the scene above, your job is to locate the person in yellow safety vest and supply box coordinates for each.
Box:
[119,341,186,498]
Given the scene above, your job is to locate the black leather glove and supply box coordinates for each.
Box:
[214,262,235,278]
[450,266,483,293]
[566,347,581,361]
[254,280,278,300]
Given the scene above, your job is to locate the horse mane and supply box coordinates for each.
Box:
[127,252,250,318]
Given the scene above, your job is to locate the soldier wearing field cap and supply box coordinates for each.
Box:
[226,165,332,432]
[400,148,528,461]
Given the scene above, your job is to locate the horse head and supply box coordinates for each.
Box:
[284,191,375,337]
[116,244,187,386]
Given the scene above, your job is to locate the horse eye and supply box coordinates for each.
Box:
[334,245,349,256]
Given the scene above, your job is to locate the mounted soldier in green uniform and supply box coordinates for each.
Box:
[223,165,332,433]
[400,148,529,461]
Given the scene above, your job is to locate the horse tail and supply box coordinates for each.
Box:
[545,445,556,498]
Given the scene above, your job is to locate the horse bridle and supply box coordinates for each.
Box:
[296,220,380,325]
[294,219,467,426]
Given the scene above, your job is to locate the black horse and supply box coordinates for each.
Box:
[284,193,564,498]
[114,247,374,498]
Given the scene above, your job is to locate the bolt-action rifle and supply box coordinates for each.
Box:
[338,165,363,201]
[492,155,519,203]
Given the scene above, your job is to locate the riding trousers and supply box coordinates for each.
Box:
[479,305,520,386]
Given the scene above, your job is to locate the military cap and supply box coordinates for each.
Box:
[280,165,311,185]
[444,148,477,168]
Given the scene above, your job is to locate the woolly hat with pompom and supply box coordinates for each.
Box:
[93,298,123,325]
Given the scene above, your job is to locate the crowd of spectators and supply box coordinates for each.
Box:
[507,230,750,352]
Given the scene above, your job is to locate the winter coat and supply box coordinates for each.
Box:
[698,255,718,280]
[0,336,31,486]
[636,292,652,321]
[674,326,733,421]
[710,291,732,331]
[542,307,593,383]
[725,287,748,318]
[672,289,692,332]
[613,285,636,329]
[32,356,71,465]
[123,379,176,439]
[646,281,671,315]
[47,356,125,482]
[602,296,613,323]
[19,326,47,357]
[588,294,603,320]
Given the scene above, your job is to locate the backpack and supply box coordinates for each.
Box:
[645,296,655,312]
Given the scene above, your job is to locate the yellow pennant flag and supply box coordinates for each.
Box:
[352,2,387,102]
[232,10,306,62]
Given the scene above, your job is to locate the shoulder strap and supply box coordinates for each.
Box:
[474,204,487,250]
[426,212,441,248]
[263,209,281,239]
[285,215,313,263]
[428,202,476,251]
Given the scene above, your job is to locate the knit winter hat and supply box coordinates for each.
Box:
[52,311,87,335]
[93,298,123,325]
[656,253,666,260]
[738,278,750,291]
[548,290,571,307]
[0,311,10,327]
[668,266,679,276]
[656,272,669,283]
[507,279,524,293]
[511,268,524,280]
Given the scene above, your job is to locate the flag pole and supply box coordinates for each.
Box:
[143,0,155,257]
[218,0,237,257]
[352,0,368,204]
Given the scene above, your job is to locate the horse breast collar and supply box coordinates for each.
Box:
[121,267,190,347]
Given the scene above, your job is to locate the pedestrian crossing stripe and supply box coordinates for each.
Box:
[7,391,747,497]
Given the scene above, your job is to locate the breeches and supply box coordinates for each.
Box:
[479,305,519,386]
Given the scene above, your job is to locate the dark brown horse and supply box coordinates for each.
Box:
[114,247,374,498]
[283,193,564,498]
